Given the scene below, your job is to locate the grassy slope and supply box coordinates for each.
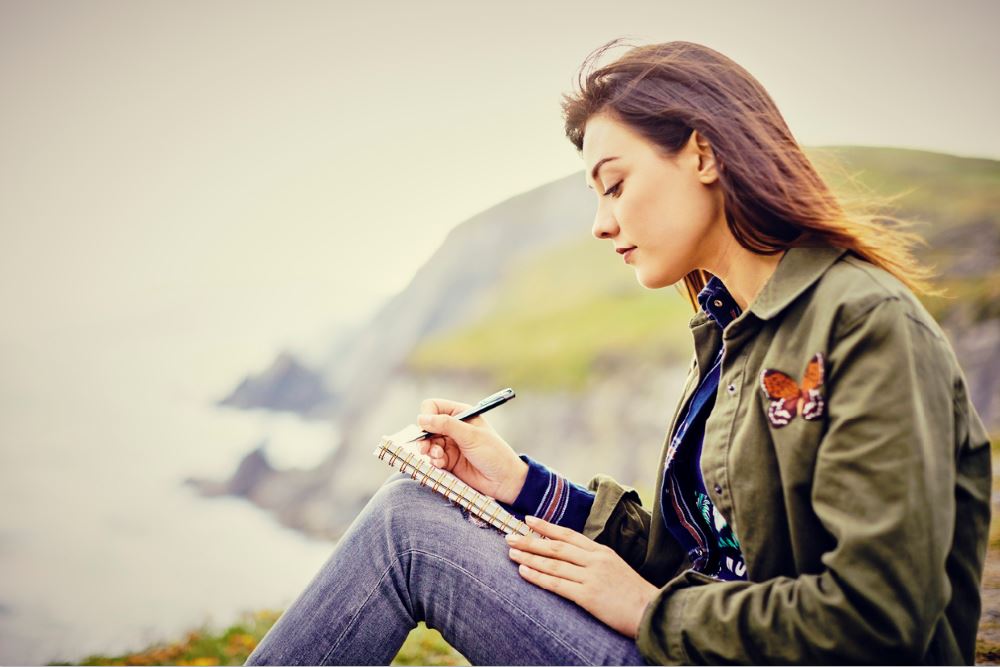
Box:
[815,146,1000,324]
[46,613,471,666]
[406,234,695,391]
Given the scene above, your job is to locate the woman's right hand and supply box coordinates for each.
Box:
[416,397,528,504]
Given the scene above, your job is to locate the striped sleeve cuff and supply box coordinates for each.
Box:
[496,453,596,533]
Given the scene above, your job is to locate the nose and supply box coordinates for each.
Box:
[591,206,619,240]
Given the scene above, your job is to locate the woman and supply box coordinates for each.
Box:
[245,39,991,665]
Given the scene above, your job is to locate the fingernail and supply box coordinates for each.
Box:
[525,515,536,523]
[505,533,518,542]
[417,414,430,425]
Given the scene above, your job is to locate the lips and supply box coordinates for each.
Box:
[615,246,636,254]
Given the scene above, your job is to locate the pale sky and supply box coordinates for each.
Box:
[1,0,997,379]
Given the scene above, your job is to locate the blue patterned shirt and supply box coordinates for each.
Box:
[498,276,748,581]
[664,275,748,580]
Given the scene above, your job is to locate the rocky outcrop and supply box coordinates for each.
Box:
[217,351,334,419]
[184,441,275,498]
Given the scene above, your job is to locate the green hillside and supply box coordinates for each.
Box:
[815,146,1000,324]
[812,145,1000,225]
[406,235,695,391]
[407,147,1000,391]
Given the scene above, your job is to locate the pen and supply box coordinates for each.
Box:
[412,387,515,441]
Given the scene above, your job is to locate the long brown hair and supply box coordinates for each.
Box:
[560,38,944,311]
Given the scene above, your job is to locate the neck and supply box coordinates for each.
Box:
[701,230,785,312]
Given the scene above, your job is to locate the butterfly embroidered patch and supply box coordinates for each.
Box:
[759,352,826,428]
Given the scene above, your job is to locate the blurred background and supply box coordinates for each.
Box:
[1,0,998,664]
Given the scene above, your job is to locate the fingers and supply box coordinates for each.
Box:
[420,397,473,417]
[517,515,600,553]
[417,438,449,467]
[508,546,588,584]
[418,397,489,431]
[417,412,478,447]
[514,562,586,601]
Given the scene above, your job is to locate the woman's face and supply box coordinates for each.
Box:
[582,111,724,289]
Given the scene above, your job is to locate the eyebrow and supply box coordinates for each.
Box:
[587,156,619,190]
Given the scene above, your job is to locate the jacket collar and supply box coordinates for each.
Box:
[747,244,848,321]
[686,244,849,331]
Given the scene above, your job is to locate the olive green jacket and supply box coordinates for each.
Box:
[582,245,992,665]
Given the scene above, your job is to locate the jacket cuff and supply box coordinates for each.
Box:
[635,580,693,665]
[496,453,595,532]
[582,473,639,542]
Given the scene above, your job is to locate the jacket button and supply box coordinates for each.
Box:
[727,383,736,394]
[714,483,723,494]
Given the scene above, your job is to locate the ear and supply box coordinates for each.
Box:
[688,129,721,185]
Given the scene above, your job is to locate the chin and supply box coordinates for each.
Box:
[635,266,684,290]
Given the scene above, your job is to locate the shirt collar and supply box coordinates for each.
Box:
[696,274,742,330]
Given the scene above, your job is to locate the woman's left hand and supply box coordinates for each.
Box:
[505,515,660,639]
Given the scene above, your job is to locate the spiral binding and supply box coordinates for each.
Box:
[373,437,545,539]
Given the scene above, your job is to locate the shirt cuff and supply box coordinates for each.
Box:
[496,453,595,533]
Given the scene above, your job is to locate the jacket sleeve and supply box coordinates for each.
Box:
[581,473,652,572]
[496,454,596,533]
[635,296,962,664]
[497,455,653,569]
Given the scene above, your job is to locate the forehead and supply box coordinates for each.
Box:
[582,114,640,186]
[581,114,627,159]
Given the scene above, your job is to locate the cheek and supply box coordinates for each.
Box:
[652,180,716,247]
[631,182,716,287]
[635,188,697,251]
[620,186,671,239]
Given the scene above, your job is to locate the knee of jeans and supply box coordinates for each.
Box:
[369,474,450,525]
[372,472,497,533]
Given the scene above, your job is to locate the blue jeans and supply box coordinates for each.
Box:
[244,471,649,665]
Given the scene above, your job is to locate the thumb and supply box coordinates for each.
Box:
[418,413,478,446]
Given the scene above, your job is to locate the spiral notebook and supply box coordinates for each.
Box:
[372,423,545,539]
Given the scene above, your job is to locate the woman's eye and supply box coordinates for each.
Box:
[604,181,623,198]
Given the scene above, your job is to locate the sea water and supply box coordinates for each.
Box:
[0,318,344,665]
